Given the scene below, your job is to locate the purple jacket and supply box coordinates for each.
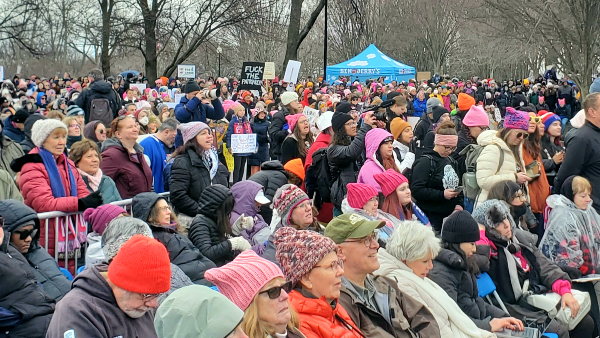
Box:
[357,128,397,193]
[230,180,271,254]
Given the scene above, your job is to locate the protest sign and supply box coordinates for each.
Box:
[302,106,320,126]
[0,66,4,81]
[174,93,185,104]
[231,134,257,153]
[130,83,146,94]
[417,72,431,82]
[164,102,177,109]
[263,62,276,80]
[283,60,301,83]
[178,64,196,79]
[239,62,265,91]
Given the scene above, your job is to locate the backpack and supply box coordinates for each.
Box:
[459,143,503,200]
[305,147,335,209]
[90,98,113,126]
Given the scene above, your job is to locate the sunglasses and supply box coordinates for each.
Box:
[259,281,292,299]
[516,132,529,139]
[529,116,542,123]
[14,228,37,240]
[98,129,106,134]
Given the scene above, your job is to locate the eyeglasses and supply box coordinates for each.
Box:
[345,121,358,127]
[513,192,527,200]
[344,232,377,248]
[158,205,171,212]
[69,124,80,129]
[259,281,293,299]
[516,132,529,139]
[142,292,164,301]
[314,257,344,271]
[296,200,312,210]
[529,116,542,123]
[14,228,37,240]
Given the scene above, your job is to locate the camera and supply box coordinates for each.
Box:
[373,112,387,122]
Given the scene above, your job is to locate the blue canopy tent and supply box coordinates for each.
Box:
[326,44,415,83]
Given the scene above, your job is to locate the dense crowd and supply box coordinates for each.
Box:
[1,68,600,338]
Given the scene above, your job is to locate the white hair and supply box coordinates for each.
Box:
[386,221,440,262]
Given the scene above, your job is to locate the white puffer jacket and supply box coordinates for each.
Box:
[475,130,526,207]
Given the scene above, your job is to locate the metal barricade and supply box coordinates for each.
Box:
[36,192,170,273]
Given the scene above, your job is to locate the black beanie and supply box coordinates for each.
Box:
[331,112,353,132]
[431,106,449,123]
[560,175,576,202]
[183,80,201,94]
[441,211,480,243]
[336,101,352,114]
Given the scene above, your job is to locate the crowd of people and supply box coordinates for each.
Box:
[1,68,600,338]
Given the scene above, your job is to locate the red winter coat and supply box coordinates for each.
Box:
[99,138,152,199]
[289,290,363,338]
[17,148,89,274]
[305,132,333,223]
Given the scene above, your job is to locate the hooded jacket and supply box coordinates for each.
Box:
[229,180,271,254]
[132,193,217,285]
[169,148,229,217]
[269,106,293,159]
[174,96,225,124]
[100,137,152,199]
[413,97,428,117]
[0,230,55,338]
[1,135,24,178]
[188,185,235,266]
[539,195,600,276]
[0,200,71,302]
[374,249,493,338]
[75,80,120,124]
[2,115,25,143]
[474,130,522,207]
[248,160,289,224]
[357,128,399,193]
[45,263,159,338]
[83,120,103,149]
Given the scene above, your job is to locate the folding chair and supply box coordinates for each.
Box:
[477,272,509,314]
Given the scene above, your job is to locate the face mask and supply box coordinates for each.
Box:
[139,116,149,126]
[511,203,528,220]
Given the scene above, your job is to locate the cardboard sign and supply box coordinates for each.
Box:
[231,133,257,153]
[417,72,431,82]
[174,93,185,104]
[283,60,301,83]
[178,64,196,79]
[239,62,265,91]
[263,62,276,80]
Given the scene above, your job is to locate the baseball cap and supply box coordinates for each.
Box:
[255,190,271,205]
[324,213,385,244]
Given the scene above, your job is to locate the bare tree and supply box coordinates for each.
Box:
[282,0,326,71]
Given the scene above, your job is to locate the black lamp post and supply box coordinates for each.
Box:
[217,46,222,77]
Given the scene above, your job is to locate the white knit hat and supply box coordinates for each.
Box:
[31,119,68,148]
[280,92,299,106]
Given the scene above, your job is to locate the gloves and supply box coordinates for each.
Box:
[232,214,255,236]
[228,237,252,251]
[78,190,103,211]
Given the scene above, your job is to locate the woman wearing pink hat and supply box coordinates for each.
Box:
[374,169,430,226]
[226,104,256,183]
[205,250,304,338]
[280,113,314,165]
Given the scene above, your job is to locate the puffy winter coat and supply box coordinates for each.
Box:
[0,168,23,202]
[15,149,90,274]
[1,135,24,178]
[169,148,229,217]
[0,200,71,302]
[540,134,564,186]
[248,160,288,201]
[357,128,399,193]
[0,231,55,338]
[132,192,217,285]
[81,173,121,204]
[174,96,225,124]
[75,80,120,124]
[289,289,363,338]
[413,97,428,117]
[269,107,292,159]
[229,180,271,254]
[475,130,521,207]
[428,248,507,331]
[375,249,493,338]
[100,138,152,199]
[188,185,235,266]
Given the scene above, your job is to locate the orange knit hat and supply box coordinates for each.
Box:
[457,93,476,111]
[108,235,171,294]
[284,158,305,181]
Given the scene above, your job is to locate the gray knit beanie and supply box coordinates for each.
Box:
[471,199,514,230]
[426,97,443,113]
[102,217,153,261]
[31,119,68,148]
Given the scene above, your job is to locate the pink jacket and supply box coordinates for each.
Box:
[357,128,396,192]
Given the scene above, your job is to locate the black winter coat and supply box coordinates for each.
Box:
[0,199,71,302]
[169,148,229,217]
[0,231,55,338]
[268,107,291,159]
[74,80,120,124]
[248,160,288,223]
[327,123,372,208]
[540,134,564,186]
[413,113,432,144]
[188,185,235,266]
[131,193,217,285]
[428,248,506,331]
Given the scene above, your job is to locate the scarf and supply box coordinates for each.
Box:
[39,147,78,198]
[202,146,219,180]
[78,167,103,191]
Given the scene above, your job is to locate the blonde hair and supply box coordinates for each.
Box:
[46,110,65,120]
[572,176,592,195]
[240,278,301,337]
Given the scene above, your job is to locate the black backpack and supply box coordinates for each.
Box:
[90,98,113,126]
[305,147,335,209]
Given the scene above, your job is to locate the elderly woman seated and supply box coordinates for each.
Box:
[374,220,495,337]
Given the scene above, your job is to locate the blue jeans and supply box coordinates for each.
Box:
[561,117,569,131]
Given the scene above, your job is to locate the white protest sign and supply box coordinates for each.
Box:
[130,83,146,94]
[164,102,177,109]
[175,93,185,104]
[231,134,257,153]
[283,60,301,83]
[0,66,4,81]
[263,62,276,80]
[302,106,320,126]
[177,64,196,79]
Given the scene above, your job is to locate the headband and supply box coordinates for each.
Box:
[434,134,458,147]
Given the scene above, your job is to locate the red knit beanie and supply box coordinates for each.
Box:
[373,169,408,197]
[347,183,378,209]
[108,235,171,294]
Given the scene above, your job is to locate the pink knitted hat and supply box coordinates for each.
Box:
[178,121,210,145]
[204,250,284,310]
[285,114,303,133]
[347,183,378,209]
[504,107,530,131]
[462,105,490,127]
[83,204,127,235]
[373,169,409,197]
